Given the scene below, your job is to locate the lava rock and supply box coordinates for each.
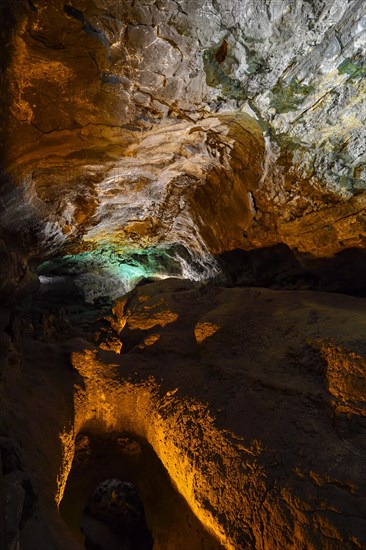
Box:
[83,479,153,550]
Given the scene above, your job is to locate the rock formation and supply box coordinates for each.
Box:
[1,278,366,548]
[1,0,365,299]
[0,0,365,548]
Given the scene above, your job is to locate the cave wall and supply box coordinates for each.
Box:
[0,2,365,548]
[0,0,364,289]
[2,278,366,549]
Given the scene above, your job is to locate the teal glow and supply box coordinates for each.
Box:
[37,243,217,302]
[38,244,182,282]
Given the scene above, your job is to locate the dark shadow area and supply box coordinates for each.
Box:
[218,244,366,297]
[82,478,153,550]
[0,436,37,550]
[0,0,29,162]
[0,1,40,305]
[60,431,223,550]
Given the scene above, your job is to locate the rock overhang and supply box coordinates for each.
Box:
[0,0,364,294]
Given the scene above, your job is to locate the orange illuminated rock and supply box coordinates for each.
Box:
[126,304,179,331]
[66,279,366,549]
[2,278,366,548]
[194,322,220,344]
[142,334,160,347]
[319,342,366,416]
[98,337,122,355]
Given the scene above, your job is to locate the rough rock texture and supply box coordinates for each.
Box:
[0,1,365,548]
[1,278,366,548]
[7,113,263,256]
[0,0,365,301]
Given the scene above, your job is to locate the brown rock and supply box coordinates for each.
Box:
[2,279,365,548]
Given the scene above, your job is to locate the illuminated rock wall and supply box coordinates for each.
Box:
[3,278,366,548]
[0,2,365,548]
[1,0,364,302]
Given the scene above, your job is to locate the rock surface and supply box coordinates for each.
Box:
[0,0,365,300]
[0,1,365,548]
[1,278,366,548]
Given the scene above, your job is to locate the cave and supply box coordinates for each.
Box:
[0,1,365,549]
[60,431,222,549]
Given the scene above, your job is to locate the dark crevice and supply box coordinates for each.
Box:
[215,39,228,64]
[63,4,85,24]
[27,0,38,12]
[60,431,223,549]
[63,4,110,53]
[218,244,366,297]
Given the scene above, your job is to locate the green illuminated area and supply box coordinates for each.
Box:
[39,246,179,279]
[37,244,217,303]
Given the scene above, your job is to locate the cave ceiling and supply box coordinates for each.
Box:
[0,0,365,297]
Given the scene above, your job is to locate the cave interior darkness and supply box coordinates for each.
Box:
[0,1,365,549]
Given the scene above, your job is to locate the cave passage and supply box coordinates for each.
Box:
[0,0,365,548]
[36,243,220,305]
[81,478,153,550]
[60,432,224,550]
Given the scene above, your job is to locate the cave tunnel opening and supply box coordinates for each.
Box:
[81,478,153,550]
[35,243,221,306]
[60,431,223,550]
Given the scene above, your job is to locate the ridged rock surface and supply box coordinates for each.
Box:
[1,278,366,548]
[0,0,365,300]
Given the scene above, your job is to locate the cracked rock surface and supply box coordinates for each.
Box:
[0,0,365,300]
